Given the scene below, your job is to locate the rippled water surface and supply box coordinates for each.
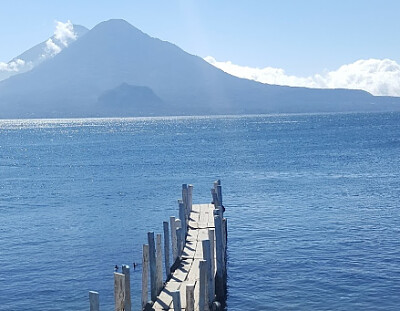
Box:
[1,113,399,310]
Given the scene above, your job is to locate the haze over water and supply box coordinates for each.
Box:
[1,112,399,310]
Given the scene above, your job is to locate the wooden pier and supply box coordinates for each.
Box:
[89,181,227,311]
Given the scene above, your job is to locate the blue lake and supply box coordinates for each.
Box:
[0,112,399,310]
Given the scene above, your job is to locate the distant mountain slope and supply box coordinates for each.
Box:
[0,19,399,118]
[0,25,88,82]
[98,83,165,116]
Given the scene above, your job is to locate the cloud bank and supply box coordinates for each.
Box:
[205,56,400,97]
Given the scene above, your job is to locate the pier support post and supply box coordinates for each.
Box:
[214,214,225,301]
[186,284,195,311]
[211,188,218,208]
[163,221,171,278]
[172,290,182,311]
[216,185,222,208]
[199,260,209,311]
[203,239,215,304]
[156,233,163,295]
[188,184,193,213]
[114,272,126,311]
[179,200,187,240]
[208,229,215,279]
[182,184,188,210]
[122,265,131,311]
[170,216,177,263]
[141,244,149,309]
[176,219,182,257]
[89,291,99,311]
[148,232,157,302]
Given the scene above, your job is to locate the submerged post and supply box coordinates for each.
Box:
[114,272,126,311]
[141,244,149,309]
[163,221,171,278]
[89,291,99,311]
[148,232,157,302]
[122,265,131,311]
[156,233,163,295]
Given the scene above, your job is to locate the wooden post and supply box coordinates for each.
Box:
[114,272,126,311]
[179,200,187,239]
[148,231,157,302]
[122,265,131,311]
[199,260,208,311]
[163,221,171,278]
[182,184,188,209]
[156,233,163,295]
[188,184,193,213]
[216,185,222,208]
[208,229,215,278]
[214,215,224,300]
[142,244,149,309]
[170,216,177,263]
[176,219,182,257]
[186,284,195,311]
[172,290,182,311]
[202,239,214,304]
[211,188,218,208]
[223,218,227,252]
[89,291,99,311]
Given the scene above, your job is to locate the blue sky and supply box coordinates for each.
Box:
[1,0,400,95]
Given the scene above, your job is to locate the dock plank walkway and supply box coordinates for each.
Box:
[153,203,215,310]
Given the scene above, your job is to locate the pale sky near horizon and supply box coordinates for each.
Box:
[1,0,400,96]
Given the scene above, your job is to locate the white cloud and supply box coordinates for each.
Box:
[54,20,77,47]
[41,20,77,59]
[0,58,28,72]
[44,38,62,57]
[204,56,400,97]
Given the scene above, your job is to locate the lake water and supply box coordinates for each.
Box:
[0,112,399,311]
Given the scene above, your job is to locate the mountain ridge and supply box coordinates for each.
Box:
[0,19,399,118]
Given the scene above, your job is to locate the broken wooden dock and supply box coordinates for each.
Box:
[152,203,224,311]
[89,181,227,311]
